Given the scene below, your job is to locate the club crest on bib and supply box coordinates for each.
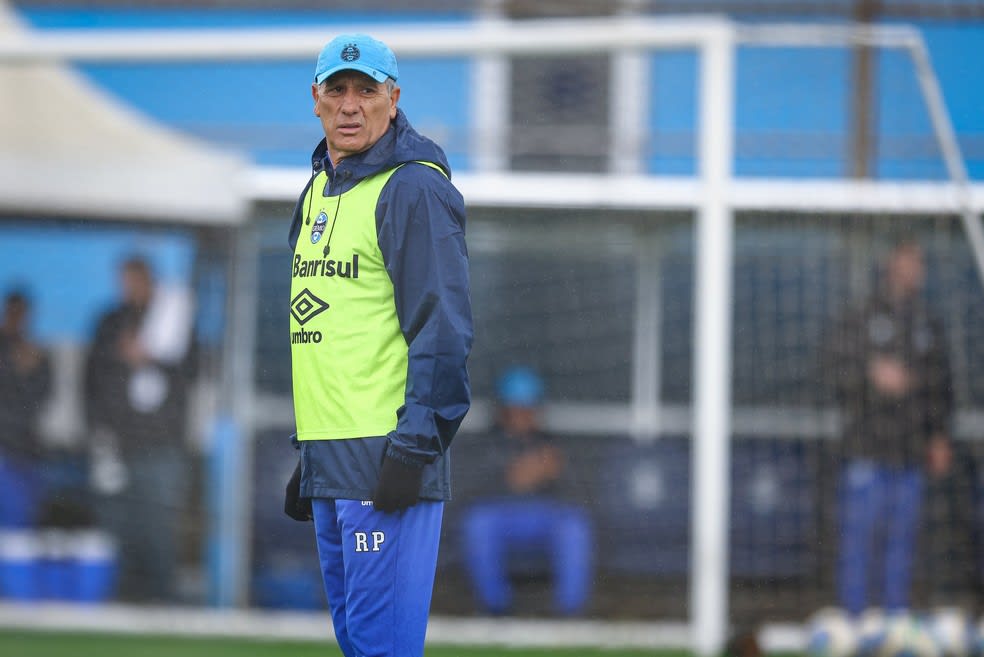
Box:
[311,211,328,244]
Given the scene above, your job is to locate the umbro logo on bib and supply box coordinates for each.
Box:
[290,288,329,326]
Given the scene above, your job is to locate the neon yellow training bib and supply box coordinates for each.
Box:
[289,165,422,441]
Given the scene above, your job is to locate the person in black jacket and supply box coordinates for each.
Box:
[826,240,953,615]
[0,290,51,528]
[84,256,195,602]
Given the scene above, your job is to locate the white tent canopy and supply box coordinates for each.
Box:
[0,1,246,224]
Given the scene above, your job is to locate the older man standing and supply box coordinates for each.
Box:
[282,34,472,657]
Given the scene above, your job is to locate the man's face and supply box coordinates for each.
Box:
[887,244,925,298]
[2,299,27,334]
[312,71,400,164]
[122,266,153,307]
[500,405,540,437]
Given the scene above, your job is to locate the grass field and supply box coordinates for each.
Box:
[0,630,681,657]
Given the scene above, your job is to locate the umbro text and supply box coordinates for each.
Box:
[291,328,323,344]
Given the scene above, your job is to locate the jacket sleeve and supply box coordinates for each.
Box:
[21,349,52,403]
[376,164,473,466]
[84,312,118,431]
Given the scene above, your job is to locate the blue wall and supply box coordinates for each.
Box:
[0,223,195,343]
[19,8,470,169]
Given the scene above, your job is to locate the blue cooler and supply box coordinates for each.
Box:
[0,530,43,600]
[39,529,74,600]
[72,530,118,603]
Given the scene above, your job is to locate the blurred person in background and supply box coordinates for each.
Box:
[460,366,592,616]
[281,33,472,657]
[84,256,196,602]
[826,239,953,615]
[0,289,51,528]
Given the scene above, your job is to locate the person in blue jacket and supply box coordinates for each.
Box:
[282,34,472,657]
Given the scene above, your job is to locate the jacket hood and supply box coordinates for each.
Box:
[309,108,451,182]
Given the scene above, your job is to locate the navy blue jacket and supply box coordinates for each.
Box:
[288,109,472,501]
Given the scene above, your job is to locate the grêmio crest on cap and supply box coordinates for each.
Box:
[341,43,360,62]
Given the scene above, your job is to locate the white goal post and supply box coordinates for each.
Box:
[4,14,983,657]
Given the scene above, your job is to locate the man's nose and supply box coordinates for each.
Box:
[340,89,360,112]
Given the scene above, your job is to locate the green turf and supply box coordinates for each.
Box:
[0,630,681,657]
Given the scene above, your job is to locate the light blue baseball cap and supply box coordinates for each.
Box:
[315,34,399,85]
[497,367,545,408]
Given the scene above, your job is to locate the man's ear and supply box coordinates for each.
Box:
[312,83,320,116]
[389,86,401,119]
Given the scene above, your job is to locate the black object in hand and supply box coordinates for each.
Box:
[372,453,424,513]
[284,460,312,521]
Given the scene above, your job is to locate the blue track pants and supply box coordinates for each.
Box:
[838,461,923,615]
[312,499,444,657]
[462,498,592,615]
[0,455,41,528]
